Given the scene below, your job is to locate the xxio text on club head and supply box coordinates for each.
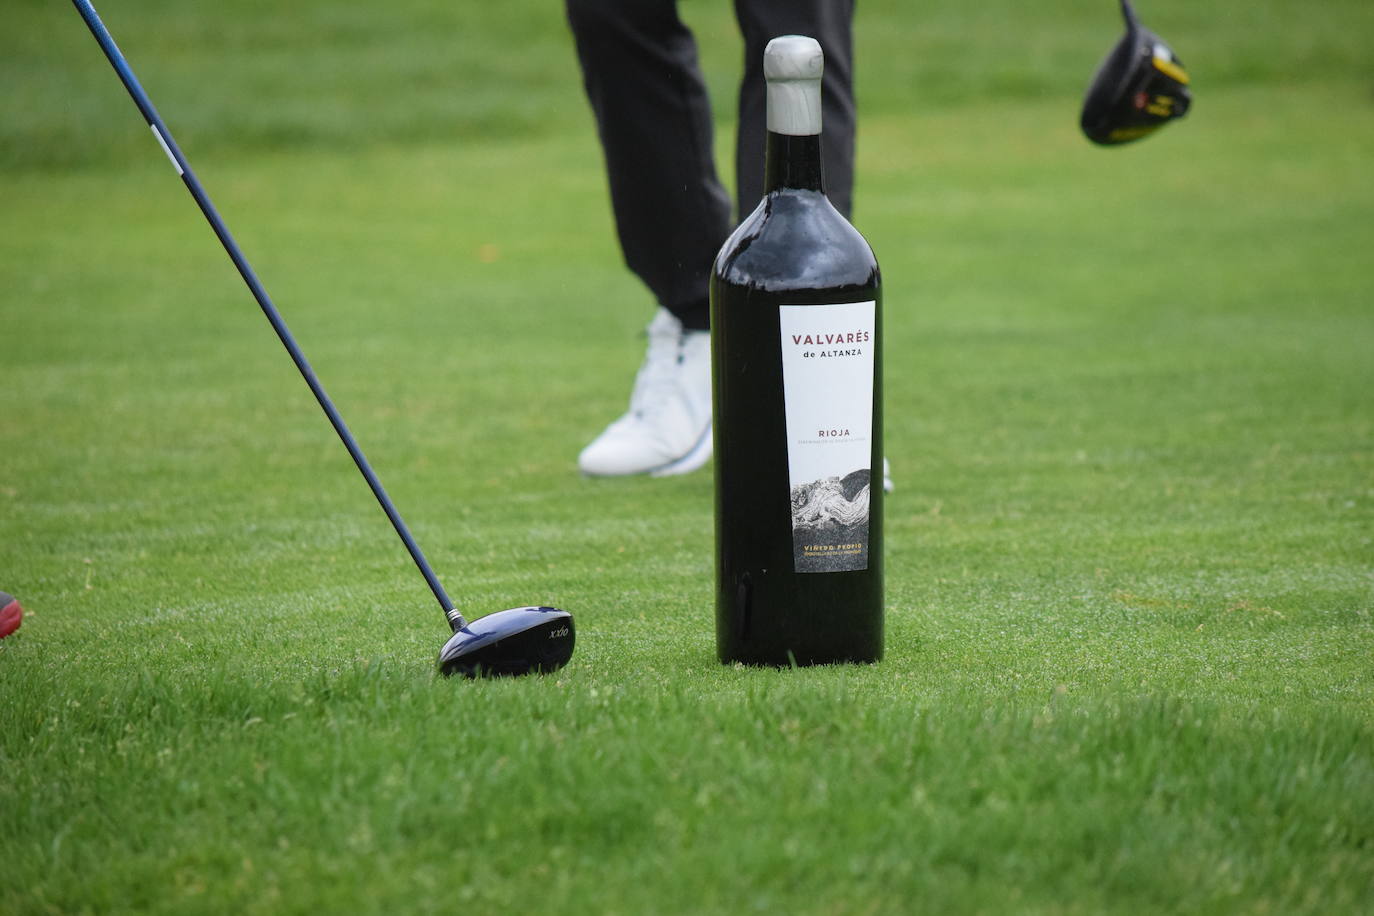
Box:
[438,606,575,678]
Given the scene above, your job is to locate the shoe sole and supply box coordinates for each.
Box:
[649,423,713,478]
[586,428,879,487]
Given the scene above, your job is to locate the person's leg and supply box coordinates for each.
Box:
[565,0,718,475]
[565,0,730,331]
[732,0,856,219]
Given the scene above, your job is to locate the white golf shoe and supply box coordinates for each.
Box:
[579,308,713,477]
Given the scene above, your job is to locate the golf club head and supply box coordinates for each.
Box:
[1081,0,1191,145]
[437,605,574,678]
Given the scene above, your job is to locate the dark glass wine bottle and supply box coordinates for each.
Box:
[710,35,883,666]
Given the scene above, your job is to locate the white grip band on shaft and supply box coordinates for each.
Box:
[150,124,183,175]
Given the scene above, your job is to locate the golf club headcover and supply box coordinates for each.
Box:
[1081,0,1191,145]
[0,592,23,639]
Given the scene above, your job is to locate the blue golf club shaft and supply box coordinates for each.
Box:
[71,0,467,631]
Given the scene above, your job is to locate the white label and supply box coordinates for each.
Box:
[779,301,875,573]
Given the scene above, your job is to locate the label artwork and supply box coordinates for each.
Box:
[778,301,875,573]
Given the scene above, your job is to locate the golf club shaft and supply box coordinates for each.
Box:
[72,0,467,630]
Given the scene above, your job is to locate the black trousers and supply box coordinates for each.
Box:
[565,0,856,330]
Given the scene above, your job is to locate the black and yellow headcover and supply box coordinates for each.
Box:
[1081,0,1191,145]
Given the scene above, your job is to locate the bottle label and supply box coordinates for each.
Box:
[778,301,876,573]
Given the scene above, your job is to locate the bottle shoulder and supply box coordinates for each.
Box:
[712,190,880,294]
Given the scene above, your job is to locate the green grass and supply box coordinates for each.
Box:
[3,0,1373,912]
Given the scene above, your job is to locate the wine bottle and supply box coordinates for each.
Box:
[710,35,883,666]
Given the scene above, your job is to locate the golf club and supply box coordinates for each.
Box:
[71,0,574,678]
[1081,0,1191,145]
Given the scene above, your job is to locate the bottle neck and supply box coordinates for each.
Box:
[764,131,825,194]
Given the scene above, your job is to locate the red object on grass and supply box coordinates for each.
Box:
[0,592,22,638]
